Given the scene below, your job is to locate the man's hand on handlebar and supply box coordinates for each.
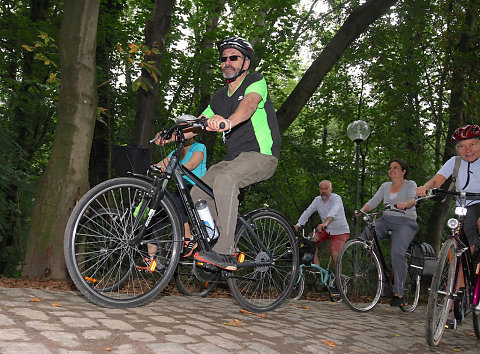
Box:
[416,185,428,197]
[205,115,229,132]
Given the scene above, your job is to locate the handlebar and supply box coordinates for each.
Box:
[149,116,226,143]
[423,188,480,200]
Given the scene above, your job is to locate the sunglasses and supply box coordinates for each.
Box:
[220,55,241,62]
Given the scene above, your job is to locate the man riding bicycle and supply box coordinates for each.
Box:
[157,37,281,271]
[294,180,350,266]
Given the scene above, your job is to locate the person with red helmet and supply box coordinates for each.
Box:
[417,124,480,328]
[417,124,480,246]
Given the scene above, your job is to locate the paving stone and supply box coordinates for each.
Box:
[1,287,480,353]
[39,330,79,347]
[0,313,15,326]
[0,328,28,340]
[0,341,52,354]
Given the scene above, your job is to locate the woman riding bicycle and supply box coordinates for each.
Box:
[358,158,418,308]
[136,137,207,270]
[416,124,480,328]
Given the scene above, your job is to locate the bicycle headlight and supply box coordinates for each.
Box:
[454,206,467,216]
[447,218,459,230]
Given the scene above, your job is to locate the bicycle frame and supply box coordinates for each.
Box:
[363,213,391,285]
[444,193,480,310]
[297,263,334,286]
[132,120,275,270]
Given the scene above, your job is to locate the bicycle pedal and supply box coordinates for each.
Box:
[148,259,157,273]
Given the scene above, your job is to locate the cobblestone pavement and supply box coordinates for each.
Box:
[0,286,479,353]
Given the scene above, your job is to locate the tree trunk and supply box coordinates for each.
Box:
[276,0,398,133]
[22,0,100,280]
[132,0,174,147]
[424,1,477,251]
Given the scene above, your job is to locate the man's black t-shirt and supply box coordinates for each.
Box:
[202,72,281,161]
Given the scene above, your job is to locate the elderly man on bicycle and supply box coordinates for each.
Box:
[417,124,480,328]
[294,180,350,265]
[417,124,480,247]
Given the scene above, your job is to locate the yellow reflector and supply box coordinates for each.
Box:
[149,259,157,273]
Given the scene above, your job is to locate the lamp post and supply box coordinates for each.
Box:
[347,120,370,238]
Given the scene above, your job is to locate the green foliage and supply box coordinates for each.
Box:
[1,0,480,276]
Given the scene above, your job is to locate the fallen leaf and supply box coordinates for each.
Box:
[223,319,242,327]
[297,305,309,309]
[50,302,62,307]
[320,339,336,348]
[104,347,112,351]
[464,331,476,337]
[395,334,400,337]
[453,349,461,352]
[30,298,41,302]
[240,309,268,318]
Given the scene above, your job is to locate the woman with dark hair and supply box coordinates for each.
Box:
[358,158,418,308]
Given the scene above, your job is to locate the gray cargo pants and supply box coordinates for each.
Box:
[190,151,278,255]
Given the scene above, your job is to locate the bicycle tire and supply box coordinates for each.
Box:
[401,251,421,312]
[474,309,480,339]
[401,271,421,312]
[289,271,305,300]
[335,239,382,312]
[453,287,467,322]
[228,209,299,313]
[174,259,219,297]
[425,238,457,346]
[64,177,183,308]
[326,257,343,303]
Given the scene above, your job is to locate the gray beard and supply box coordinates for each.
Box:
[222,66,239,79]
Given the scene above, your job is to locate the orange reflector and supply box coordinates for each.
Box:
[84,276,97,283]
[148,259,157,273]
[238,252,245,263]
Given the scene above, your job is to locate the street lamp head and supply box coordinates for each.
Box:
[347,120,370,143]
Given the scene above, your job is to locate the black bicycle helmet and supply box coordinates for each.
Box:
[217,37,255,61]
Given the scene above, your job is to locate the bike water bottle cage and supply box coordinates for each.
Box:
[451,124,480,142]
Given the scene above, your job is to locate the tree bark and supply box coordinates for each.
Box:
[424,1,477,251]
[132,0,174,147]
[276,0,398,133]
[22,0,100,280]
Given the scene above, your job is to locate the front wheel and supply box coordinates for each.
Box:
[64,177,183,308]
[335,239,382,312]
[228,209,299,313]
[425,238,457,347]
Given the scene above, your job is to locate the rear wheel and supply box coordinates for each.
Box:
[335,239,382,312]
[228,209,299,313]
[174,258,218,297]
[64,177,183,308]
[402,252,421,312]
[289,270,305,300]
[425,238,457,346]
